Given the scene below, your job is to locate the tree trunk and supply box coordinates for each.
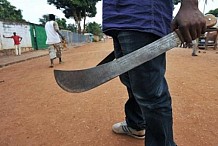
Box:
[83,9,86,34]
[73,11,79,33]
[78,22,81,34]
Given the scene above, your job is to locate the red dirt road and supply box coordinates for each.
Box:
[0,39,218,146]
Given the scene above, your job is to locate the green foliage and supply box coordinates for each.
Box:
[39,14,77,32]
[39,15,49,25]
[0,0,25,22]
[173,0,181,5]
[56,18,67,29]
[67,24,77,32]
[39,14,68,29]
[206,8,218,17]
[85,21,102,36]
[47,0,100,33]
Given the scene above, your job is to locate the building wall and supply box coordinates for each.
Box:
[60,30,88,45]
[0,21,32,50]
[0,20,90,56]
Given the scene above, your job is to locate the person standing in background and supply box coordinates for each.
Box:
[45,14,65,68]
[3,32,22,56]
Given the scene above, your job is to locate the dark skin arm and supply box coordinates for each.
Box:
[3,35,12,38]
[3,35,22,43]
[57,30,65,41]
[53,22,65,41]
[172,0,206,45]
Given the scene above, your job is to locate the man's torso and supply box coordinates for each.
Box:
[102,0,173,37]
[12,35,20,45]
[45,21,61,44]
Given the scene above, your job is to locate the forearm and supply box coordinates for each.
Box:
[53,22,64,39]
[57,30,63,37]
[56,30,64,40]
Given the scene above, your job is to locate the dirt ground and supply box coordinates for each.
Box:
[0,39,218,146]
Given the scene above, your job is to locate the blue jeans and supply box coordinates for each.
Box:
[112,30,176,146]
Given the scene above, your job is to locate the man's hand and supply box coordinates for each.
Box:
[172,0,206,45]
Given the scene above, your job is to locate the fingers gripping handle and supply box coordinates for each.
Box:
[175,29,194,48]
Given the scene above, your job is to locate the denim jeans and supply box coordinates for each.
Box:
[111,30,176,146]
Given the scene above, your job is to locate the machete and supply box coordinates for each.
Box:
[97,14,215,66]
[54,31,182,93]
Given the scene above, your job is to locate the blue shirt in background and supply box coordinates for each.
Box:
[102,0,173,37]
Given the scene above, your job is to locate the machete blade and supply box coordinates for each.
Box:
[54,31,181,93]
[54,63,116,93]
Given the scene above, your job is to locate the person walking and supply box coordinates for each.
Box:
[45,14,65,68]
[3,32,22,56]
[102,0,206,146]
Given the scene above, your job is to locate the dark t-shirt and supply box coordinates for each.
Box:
[102,0,173,37]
